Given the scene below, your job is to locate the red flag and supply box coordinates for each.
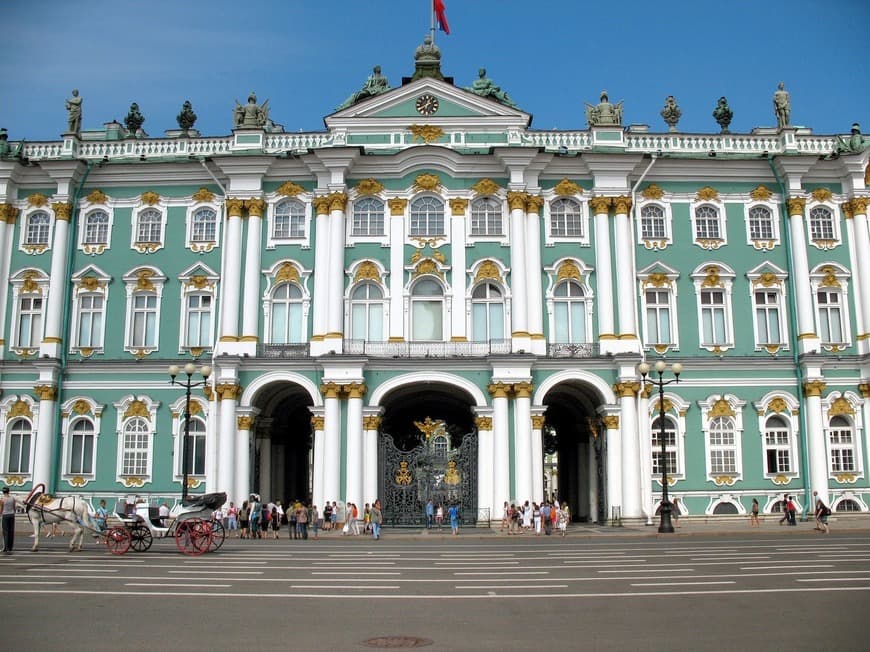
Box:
[434,0,450,34]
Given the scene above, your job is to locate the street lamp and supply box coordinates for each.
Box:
[168,363,212,503]
[638,359,683,533]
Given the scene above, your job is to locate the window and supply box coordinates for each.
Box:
[641,205,666,239]
[748,206,774,240]
[829,416,856,473]
[471,283,505,341]
[553,280,588,343]
[270,283,304,343]
[410,279,444,340]
[651,416,678,476]
[121,417,149,476]
[76,293,104,348]
[273,199,306,239]
[809,206,835,241]
[349,282,384,341]
[817,289,845,344]
[136,208,162,243]
[763,416,792,474]
[709,416,737,473]
[433,435,448,462]
[185,294,212,348]
[352,198,385,236]
[183,418,206,476]
[409,197,444,236]
[694,205,721,240]
[68,419,95,475]
[25,211,50,245]
[470,197,503,236]
[16,295,43,348]
[754,289,784,346]
[644,289,673,346]
[550,198,583,237]
[83,210,109,245]
[700,289,727,346]
[191,207,217,243]
[130,293,158,347]
[6,419,32,474]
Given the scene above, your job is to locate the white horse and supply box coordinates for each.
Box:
[25,488,95,552]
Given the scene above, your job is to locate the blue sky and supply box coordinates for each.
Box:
[1,0,867,141]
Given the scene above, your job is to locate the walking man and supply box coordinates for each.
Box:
[425,499,434,529]
[371,500,383,540]
[1,487,17,554]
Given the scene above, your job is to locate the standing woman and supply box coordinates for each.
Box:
[239,500,250,540]
[750,498,760,527]
[435,503,444,530]
[310,504,320,540]
[271,505,281,539]
[448,503,460,535]
[672,497,681,528]
[1,487,17,553]
[558,502,570,536]
[533,502,542,535]
[323,502,333,531]
[371,500,383,540]
[249,495,261,540]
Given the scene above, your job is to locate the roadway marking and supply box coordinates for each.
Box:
[167,570,263,575]
[796,577,870,583]
[455,584,568,590]
[311,571,400,575]
[452,571,547,576]
[599,568,694,573]
[126,583,232,588]
[0,581,66,585]
[740,565,834,570]
[630,581,736,587]
[290,585,400,590]
[26,568,117,573]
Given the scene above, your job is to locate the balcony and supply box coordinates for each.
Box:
[258,343,311,358]
[345,339,512,358]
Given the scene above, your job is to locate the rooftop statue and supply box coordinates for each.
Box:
[412,35,444,81]
[415,34,441,63]
[233,92,269,128]
[712,96,733,134]
[773,81,790,129]
[177,100,197,133]
[585,91,623,127]
[124,102,145,136]
[65,89,82,135]
[837,123,869,154]
[660,95,682,132]
[466,68,516,108]
[337,65,391,110]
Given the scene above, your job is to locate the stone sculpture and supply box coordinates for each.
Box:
[466,68,516,107]
[660,95,681,132]
[773,82,790,129]
[65,89,82,135]
[177,100,197,133]
[233,92,269,128]
[585,91,623,127]
[712,96,733,134]
[124,103,145,136]
[337,66,391,110]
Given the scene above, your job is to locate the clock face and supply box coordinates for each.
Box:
[415,94,439,116]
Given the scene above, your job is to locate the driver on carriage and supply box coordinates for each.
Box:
[94,499,109,532]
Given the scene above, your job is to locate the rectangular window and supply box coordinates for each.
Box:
[77,294,104,348]
[764,430,791,473]
[185,295,212,348]
[644,289,672,345]
[817,290,844,344]
[122,432,149,476]
[830,428,855,472]
[749,207,774,240]
[709,424,737,473]
[651,429,677,476]
[274,214,305,239]
[701,289,727,345]
[185,435,207,475]
[131,294,157,347]
[17,296,43,347]
[8,432,31,473]
[754,290,783,345]
[70,432,95,475]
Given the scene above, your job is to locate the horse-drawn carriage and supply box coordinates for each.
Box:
[25,485,227,556]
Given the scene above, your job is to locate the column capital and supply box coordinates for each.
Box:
[531,414,546,429]
[602,414,620,430]
[226,198,245,218]
[51,202,72,221]
[488,382,511,399]
[34,384,58,401]
[244,197,266,217]
[313,195,331,215]
[0,204,19,223]
[611,195,632,215]
[320,382,342,399]
[858,382,870,398]
[203,385,215,401]
[237,415,254,431]
[589,196,612,215]
[327,191,348,212]
[614,381,641,398]
[363,415,381,430]
[474,415,493,430]
[841,200,854,219]
[345,382,367,399]
[311,415,325,430]
[512,381,534,398]
[525,195,544,213]
[506,191,528,211]
[449,198,468,215]
[803,379,827,398]
[388,198,408,215]
[849,197,869,217]
[787,196,806,216]
[640,382,653,399]
[217,382,242,400]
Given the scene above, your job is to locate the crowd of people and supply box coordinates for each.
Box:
[499,499,571,536]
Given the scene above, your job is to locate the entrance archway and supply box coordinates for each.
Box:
[377,382,478,526]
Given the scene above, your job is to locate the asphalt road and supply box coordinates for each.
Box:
[3,533,868,650]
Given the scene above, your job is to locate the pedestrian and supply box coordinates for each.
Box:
[310,504,320,539]
[371,500,383,540]
[541,501,552,535]
[558,502,570,536]
[364,503,372,533]
[323,501,333,531]
[522,500,532,531]
[297,502,309,539]
[239,500,249,539]
[426,499,435,529]
[787,496,797,526]
[249,495,261,539]
[94,499,109,532]
[533,502,542,535]
[289,501,298,539]
[814,494,831,534]
[509,503,519,535]
[435,504,444,530]
[500,501,509,532]
[448,503,460,535]
[1,487,17,554]
[672,497,681,528]
[226,502,239,537]
[271,505,281,539]
[331,501,339,531]
[351,502,360,535]
[750,498,760,527]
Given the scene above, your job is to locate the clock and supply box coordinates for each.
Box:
[415,94,439,116]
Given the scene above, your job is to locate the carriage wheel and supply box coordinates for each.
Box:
[129,524,153,552]
[105,526,132,555]
[174,518,213,556]
[208,520,226,552]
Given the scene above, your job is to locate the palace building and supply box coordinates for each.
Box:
[0,40,868,524]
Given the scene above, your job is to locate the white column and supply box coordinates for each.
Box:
[33,382,58,487]
[218,397,237,499]
[804,380,829,506]
[310,410,325,510]
[637,384,653,523]
[787,198,818,353]
[258,433,271,501]
[311,197,330,341]
[450,199,467,341]
[513,382,533,506]
[603,412,622,520]
[219,199,245,343]
[388,199,406,341]
[41,203,72,357]
[590,197,615,341]
[322,383,342,505]
[612,197,637,340]
[862,384,870,480]
[325,193,347,348]
[362,411,380,506]
[490,383,511,509]
[525,196,545,354]
[240,198,265,345]
[846,201,870,352]
[205,386,220,493]
[507,192,529,351]
[234,418,251,505]
[587,437,599,522]
[531,410,545,504]
[616,381,642,519]
[344,383,365,509]
[474,410,493,522]
[0,207,15,353]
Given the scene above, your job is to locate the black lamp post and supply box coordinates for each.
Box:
[638,360,683,533]
[168,363,212,503]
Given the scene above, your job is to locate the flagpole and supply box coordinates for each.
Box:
[430,0,436,44]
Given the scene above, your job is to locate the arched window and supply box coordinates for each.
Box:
[68,419,95,475]
[694,205,721,239]
[748,206,774,240]
[121,417,149,476]
[651,416,678,476]
[829,416,856,473]
[84,210,109,244]
[192,207,217,243]
[809,206,835,241]
[183,417,207,476]
[835,499,861,512]
[641,205,666,239]
[270,283,304,343]
[763,415,792,474]
[410,279,444,340]
[349,282,384,341]
[274,199,306,239]
[550,198,583,237]
[471,282,505,341]
[25,211,50,245]
[709,416,737,473]
[136,208,162,243]
[352,197,385,236]
[552,280,587,343]
[409,197,444,236]
[433,435,449,462]
[6,419,32,473]
[470,197,503,236]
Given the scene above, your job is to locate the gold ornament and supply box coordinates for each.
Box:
[408,124,444,143]
[696,186,719,201]
[750,185,773,200]
[86,189,108,204]
[413,173,441,192]
[471,178,501,195]
[192,187,215,203]
[140,191,160,206]
[554,179,582,196]
[355,179,384,196]
[276,181,305,197]
[641,184,664,200]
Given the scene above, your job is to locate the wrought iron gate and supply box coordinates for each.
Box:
[378,418,477,526]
